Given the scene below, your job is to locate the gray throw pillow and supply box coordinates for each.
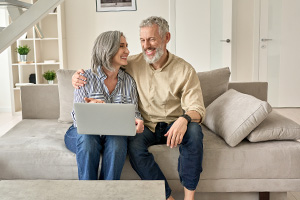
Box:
[247,111,300,142]
[197,67,231,107]
[57,69,76,123]
[203,89,272,147]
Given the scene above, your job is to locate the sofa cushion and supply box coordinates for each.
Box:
[57,69,76,123]
[199,125,300,180]
[0,119,77,179]
[247,111,300,142]
[203,89,272,147]
[197,67,231,107]
[1,119,300,182]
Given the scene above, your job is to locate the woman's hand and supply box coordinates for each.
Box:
[135,118,144,133]
[72,69,87,89]
[84,97,105,104]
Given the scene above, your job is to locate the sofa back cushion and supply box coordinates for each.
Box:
[197,67,231,107]
[57,69,76,123]
[56,67,231,123]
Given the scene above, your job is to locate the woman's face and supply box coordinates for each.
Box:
[111,36,130,68]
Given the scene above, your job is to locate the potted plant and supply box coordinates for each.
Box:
[43,70,56,84]
[15,45,31,63]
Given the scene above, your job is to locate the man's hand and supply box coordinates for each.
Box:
[135,118,144,133]
[72,69,87,89]
[84,97,105,104]
[164,117,188,148]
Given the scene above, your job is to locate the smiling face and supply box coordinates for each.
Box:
[140,24,167,64]
[111,36,130,68]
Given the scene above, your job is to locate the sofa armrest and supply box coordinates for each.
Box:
[21,84,60,119]
[228,82,268,101]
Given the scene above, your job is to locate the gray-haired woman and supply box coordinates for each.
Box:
[64,31,144,180]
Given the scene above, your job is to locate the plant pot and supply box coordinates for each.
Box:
[48,80,54,84]
[19,54,27,63]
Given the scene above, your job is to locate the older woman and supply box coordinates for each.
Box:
[64,31,144,180]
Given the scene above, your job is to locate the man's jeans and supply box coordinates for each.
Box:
[64,125,127,180]
[128,122,204,199]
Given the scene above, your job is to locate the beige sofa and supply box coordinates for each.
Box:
[0,68,300,200]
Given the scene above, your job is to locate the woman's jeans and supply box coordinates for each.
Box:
[64,125,127,180]
[128,122,204,199]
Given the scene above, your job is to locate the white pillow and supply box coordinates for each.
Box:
[203,89,272,147]
[247,111,300,142]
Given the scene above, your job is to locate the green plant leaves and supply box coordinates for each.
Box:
[43,70,56,80]
[16,45,31,55]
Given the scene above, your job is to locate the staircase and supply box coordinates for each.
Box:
[0,0,64,54]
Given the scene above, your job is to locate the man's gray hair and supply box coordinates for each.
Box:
[91,30,124,74]
[139,16,169,38]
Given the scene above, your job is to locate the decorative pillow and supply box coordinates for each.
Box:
[57,69,77,123]
[197,67,231,107]
[247,111,300,142]
[203,89,272,147]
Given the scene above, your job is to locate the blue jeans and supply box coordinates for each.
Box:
[64,125,127,180]
[128,122,204,199]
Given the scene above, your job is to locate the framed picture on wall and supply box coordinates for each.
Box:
[96,0,137,12]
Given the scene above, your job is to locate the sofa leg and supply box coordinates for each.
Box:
[270,192,287,200]
[259,192,269,200]
[259,192,287,200]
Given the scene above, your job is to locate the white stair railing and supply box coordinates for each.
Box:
[0,0,64,54]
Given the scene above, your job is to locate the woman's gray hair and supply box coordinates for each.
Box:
[91,30,124,74]
[139,16,169,39]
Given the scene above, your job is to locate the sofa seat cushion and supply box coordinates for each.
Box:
[0,119,77,179]
[147,125,300,180]
[200,125,300,180]
[1,120,300,181]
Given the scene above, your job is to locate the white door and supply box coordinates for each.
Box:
[259,0,300,107]
[210,0,232,70]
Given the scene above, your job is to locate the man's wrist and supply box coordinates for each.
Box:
[180,114,191,124]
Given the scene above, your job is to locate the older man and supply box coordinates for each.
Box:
[72,16,205,200]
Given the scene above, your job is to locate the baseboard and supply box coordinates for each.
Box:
[0,107,12,112]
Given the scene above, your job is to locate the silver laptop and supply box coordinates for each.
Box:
[74,103,136,136]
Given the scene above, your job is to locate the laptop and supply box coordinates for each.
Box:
[74,103,136,136]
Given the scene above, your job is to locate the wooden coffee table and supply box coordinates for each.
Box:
[0,180,165,200]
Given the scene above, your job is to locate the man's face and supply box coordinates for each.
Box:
[140,24,166,64]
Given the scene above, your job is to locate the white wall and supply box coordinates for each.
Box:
[64,0,212,73]
[0,9,12,112]
[64,0,170,70]
[233,0,255,81]
[175,0,211,72]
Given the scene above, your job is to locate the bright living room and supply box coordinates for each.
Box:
[0,0,300,199]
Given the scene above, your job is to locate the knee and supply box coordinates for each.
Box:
[64,125,78,153]
[183,123,204,150]
[106,136,127,154]
[127,136,148,157]
[186,123,204,140]
[77,135,100,154]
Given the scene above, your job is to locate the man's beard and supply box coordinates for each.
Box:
[143,46,164,64]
